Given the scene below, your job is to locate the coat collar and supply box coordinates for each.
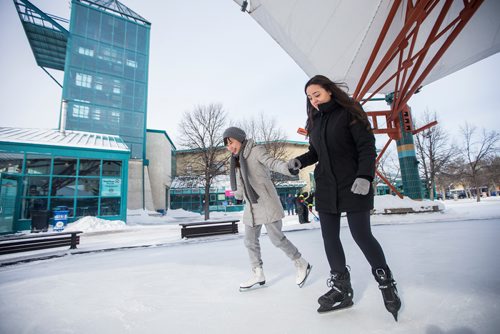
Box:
[241,138,255,159]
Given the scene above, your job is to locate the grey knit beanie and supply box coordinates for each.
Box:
[223,127,246,144]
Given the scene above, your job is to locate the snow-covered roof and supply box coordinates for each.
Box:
[171,174,306,190]
[0,127,129,152]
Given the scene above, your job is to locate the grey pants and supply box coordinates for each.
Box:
[244,220,301,268]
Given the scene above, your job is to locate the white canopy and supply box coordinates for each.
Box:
[234,0,500,95]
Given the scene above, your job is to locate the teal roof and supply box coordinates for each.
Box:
[76,0,150,25]
[14,0,69,71]
[0,127,129,152]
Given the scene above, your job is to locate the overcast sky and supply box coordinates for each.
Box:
[1,0,499,148]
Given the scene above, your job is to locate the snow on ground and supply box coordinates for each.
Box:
[0,197,499,333]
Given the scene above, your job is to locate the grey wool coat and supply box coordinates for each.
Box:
[233,139,293,226]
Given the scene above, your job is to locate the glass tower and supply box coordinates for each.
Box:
[62,0,150,159]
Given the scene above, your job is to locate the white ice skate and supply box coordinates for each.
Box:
[239,267,266,292]
[295,257,312,288]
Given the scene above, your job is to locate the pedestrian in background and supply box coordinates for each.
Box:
[286,193,295,215]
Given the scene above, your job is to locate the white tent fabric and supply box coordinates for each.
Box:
[234,0,500,94]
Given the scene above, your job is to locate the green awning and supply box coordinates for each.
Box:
[14,0,69,71]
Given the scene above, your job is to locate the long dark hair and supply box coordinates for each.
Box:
[304,75,371,133]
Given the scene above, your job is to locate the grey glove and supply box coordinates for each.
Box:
[351,178,371,195]
[287,158,301,170]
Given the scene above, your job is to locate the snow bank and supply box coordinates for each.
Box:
[373,195,444,213]
[164,208,202,219]
[64,216,127,233]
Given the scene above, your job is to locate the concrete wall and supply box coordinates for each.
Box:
[146,131,174,211]
[127,159,156,211]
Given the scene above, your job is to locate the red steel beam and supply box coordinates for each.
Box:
[394,0,453,114]
[353,0,402,100]
[355,0,484,197]
[376,138,393,165]
[354,0,435,101]
[412,121,438,135]
[376,169,404,199]
[394,0,484,114]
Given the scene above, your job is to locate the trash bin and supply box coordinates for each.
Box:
[52,206,69,232]
[31,210,49,232]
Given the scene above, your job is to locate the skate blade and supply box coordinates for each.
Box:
[317,300,354,314]
[239,281,266,292]
[297,264,312,288]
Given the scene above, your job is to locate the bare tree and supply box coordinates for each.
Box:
[235,113,290,185]
[375,146,401,194]
[178,103,229,219]
[459,123,499,202]
[414,110,457,200]
[484,156,500,195]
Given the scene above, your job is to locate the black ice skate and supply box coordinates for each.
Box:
[373,267,401,321]
[317,269,354,313]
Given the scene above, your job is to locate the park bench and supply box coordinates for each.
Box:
[0,231,83,255]
[179,219,239,239]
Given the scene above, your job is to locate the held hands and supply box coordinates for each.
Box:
[351,178,371,195]
[287,158,301,176]
[287,158,301,170]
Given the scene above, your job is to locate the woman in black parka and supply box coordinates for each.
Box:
[288,75,401,321]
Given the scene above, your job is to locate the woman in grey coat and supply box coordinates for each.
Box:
[223,126,312,291]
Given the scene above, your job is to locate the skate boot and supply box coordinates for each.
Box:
[373,267,401,321]
[294,257,312,288]
[239,266,266,291]
[317,269,354,313]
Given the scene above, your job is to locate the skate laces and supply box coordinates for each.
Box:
[375,268,397,289]
[326,276,335,288]
[326,266,351,288]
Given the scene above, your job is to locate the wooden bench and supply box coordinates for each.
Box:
[179,220,239,239]
[0,231,83,255]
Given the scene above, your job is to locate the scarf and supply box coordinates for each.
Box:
[229,140,259,204]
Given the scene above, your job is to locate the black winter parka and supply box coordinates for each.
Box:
[296,100,376,214]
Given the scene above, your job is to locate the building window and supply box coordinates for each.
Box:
[92,109,101,120]
[51,177,76,196]
[0,153,23,173]
[126,59,137,68]
[25,176,50,196]
[53,158,77,176]
[102,160,122,176]
[100,197,121,216]
[72,104,90,118]
[110,111,120,123]
[76,73,92,88]
[26,155,51,175]
[112,79,121,94]
[78,47,94,57]
[79,159,101,176]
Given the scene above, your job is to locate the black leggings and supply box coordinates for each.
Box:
[318,210,387,274]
